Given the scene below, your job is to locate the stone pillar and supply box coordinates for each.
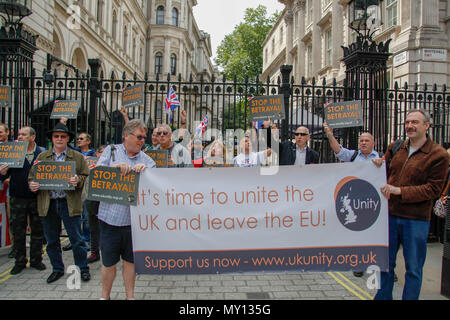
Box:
[284,8,294,65]
[166,0,172,25]
[163,35,170,75]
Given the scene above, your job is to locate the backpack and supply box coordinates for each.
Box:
[385,139,404,171]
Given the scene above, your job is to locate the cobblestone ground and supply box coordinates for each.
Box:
[0,240,447,301]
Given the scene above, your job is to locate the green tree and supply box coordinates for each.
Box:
[215,5,279,82]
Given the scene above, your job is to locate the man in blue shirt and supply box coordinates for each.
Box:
[96,119,155,300]
[323,122,383,278]
[323,122,382,162]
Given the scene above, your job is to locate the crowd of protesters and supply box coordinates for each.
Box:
[0,106,448,301]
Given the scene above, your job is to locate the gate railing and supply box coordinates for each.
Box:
[1,65,448,161]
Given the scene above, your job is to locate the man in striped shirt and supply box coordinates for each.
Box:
[96,119,155,300]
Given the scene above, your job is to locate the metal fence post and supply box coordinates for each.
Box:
[88,59,101,147]
[280,65,292,143]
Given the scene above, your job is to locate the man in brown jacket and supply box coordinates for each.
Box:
[373,109,449,300]
[28,123,90,284]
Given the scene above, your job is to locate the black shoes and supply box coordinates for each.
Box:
[46,271,64,283]
[10,262,46,275]
[81,271,91,282]
[8,248,16,259]
[62,243,72,251]
[30,262,46,271]
[10,264,26,275]
[353,271,364,277]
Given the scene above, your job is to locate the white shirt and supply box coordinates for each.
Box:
[294,146,307,166]
[233,151,266,167]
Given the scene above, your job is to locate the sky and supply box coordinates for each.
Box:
[192,0,285,62]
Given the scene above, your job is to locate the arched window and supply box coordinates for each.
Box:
[156,6,165,24]
[155,52,163,74]
[172,8,179,27]
[170,54,177,75]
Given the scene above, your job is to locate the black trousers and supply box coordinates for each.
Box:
[85,200,100,253]
[10,197,44,266]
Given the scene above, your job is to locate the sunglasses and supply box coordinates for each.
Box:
[130,133,147,140]
[294,132,309,137]
[156,131,169,136]
[77,137,85,140]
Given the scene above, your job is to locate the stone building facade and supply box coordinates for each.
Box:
[263,0,449,88]
[23,0,215,81]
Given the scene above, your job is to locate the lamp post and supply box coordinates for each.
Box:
[0,0,37,138]
[341,0,391,153]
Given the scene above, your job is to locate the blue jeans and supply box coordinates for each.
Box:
[42,199,89,273]
[374,216,429,300]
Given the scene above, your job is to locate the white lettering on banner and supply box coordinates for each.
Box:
[130,162,389,274]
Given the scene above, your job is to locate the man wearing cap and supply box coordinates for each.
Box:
[28,122,91,284]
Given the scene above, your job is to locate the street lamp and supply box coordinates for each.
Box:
[0,0,32,24]
[348,0,382,39]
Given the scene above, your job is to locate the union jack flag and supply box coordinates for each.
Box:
[165,86,180,123]
[252,121,264,130]
[196,115,209,138]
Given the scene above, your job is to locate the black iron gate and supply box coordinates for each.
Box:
[0,64,448,160]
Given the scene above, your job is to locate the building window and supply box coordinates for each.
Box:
[157,6,165,24]
[97,0,104,25]
[123,25,128,53]
[307,45,313,77]
[132,38,136,62]
[155,52,163,74]
[170,54,177,75]
[326,29,332,66]
[386,0,398,27]
[172,8,179,27]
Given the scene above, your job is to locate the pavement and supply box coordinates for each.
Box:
[0,238,448,301]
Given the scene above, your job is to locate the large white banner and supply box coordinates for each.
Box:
[130,162,388,274]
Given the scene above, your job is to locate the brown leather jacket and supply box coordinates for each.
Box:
[385,137,449,221]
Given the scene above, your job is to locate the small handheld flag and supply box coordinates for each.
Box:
[164,86,180,123]
[196,115,209,138]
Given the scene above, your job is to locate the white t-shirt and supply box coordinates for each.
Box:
[233,151,266,167]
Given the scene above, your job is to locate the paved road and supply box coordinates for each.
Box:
[0,240,447,301]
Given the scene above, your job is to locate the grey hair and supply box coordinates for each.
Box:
[407,108,431,123]
[21,126,36,136]
[157,124,172,134]
[123,119,148,137]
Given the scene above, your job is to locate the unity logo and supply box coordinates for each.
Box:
[334,177,381,231]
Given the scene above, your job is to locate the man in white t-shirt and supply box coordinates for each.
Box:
[233,135,271,167]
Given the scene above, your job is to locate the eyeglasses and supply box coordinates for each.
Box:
[156,131,169,136]
[294,132,309,137]
[130,133,147,140]
[53,134,68,139]
[77,137,85,140]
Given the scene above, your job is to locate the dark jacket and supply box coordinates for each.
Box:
[0,145,44,199]
[279,141,320,165]
[385,137,449,221]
